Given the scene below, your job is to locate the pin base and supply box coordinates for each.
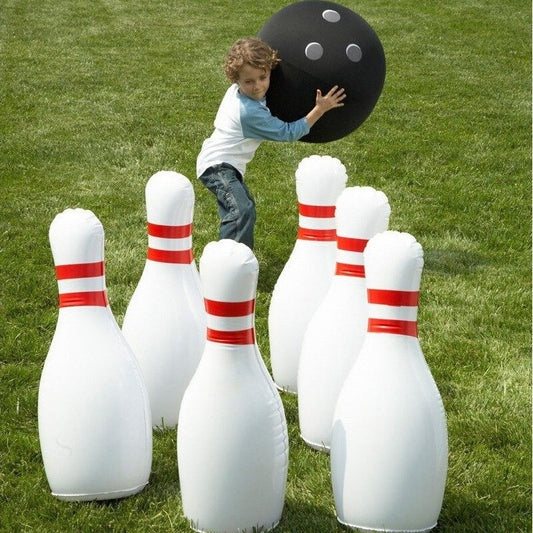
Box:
[274,383,297,395]
[52,481,148,501]
[300,435,330,453]
[336,516,437,533]
[187,519,280,533]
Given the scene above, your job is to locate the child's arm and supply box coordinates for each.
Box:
[305,85,346,128]
[240,85,346,142]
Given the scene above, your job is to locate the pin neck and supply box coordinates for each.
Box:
[298,227,336,241]
[59,291,108,307]
[55,260,108,308]
[337,236,368,252]
[297,203,336,242]
[206,327,255,345]
[335,263,365,277]
[367,318,418,337]
[147,221,194,264]
[367,288,419,306]
[204,298,256,345]
[298,203,336,218]
[366,288,419,337]
[147,222,192,238]
[335,236,368,277]
[147,248,193,263]
[55,261,104,278]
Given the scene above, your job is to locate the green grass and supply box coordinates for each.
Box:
[1,0,531,531]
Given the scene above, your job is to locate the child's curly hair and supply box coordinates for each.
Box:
[224,37,281,83]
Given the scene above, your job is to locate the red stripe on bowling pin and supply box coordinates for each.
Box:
[205,299,255,317]
[59,291,108,307]
[335,263,365,277]
[56,261,108,308]
[147,222,193,238]
[367,289,419,337]
[367,289,419,307]
[55,261,105,279]
[204,298,255,345]
[335,237,368,277]
[337,237,368,252]
[297,203,336,242]
[367,318,418,337]
[147,248,193,263]
[298,228,336,241]
[147,222,194,264]
[205,327,255,344]
[298,203,336,218]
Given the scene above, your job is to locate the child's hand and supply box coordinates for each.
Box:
[305,85,346,127]
[315,85,346,113]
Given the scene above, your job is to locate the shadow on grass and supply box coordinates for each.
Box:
[257,246,486,294]
[423,248,485,276]
[437,486,532,532]
[256,246,291,294]
[276,497,341,533]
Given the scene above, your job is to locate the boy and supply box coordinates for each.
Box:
[197,37,346,250]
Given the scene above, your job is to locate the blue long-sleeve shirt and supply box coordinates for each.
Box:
[197,84,310,178]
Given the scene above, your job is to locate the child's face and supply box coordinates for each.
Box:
[236,64,271,100]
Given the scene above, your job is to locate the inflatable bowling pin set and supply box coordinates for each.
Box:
[38,157,447,532]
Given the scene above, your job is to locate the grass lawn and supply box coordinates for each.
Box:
[1,0,531,531]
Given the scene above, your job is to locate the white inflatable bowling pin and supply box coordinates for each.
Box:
[269,155,347,393]
[331,231,448,532]
[38,208,152,501]
[178,239,288,533]
[298,186,390,451]
[122,171,205,428]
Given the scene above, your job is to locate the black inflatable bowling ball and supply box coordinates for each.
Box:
[258,1,385,143]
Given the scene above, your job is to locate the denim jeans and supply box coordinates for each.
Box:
[199,163,256,250]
